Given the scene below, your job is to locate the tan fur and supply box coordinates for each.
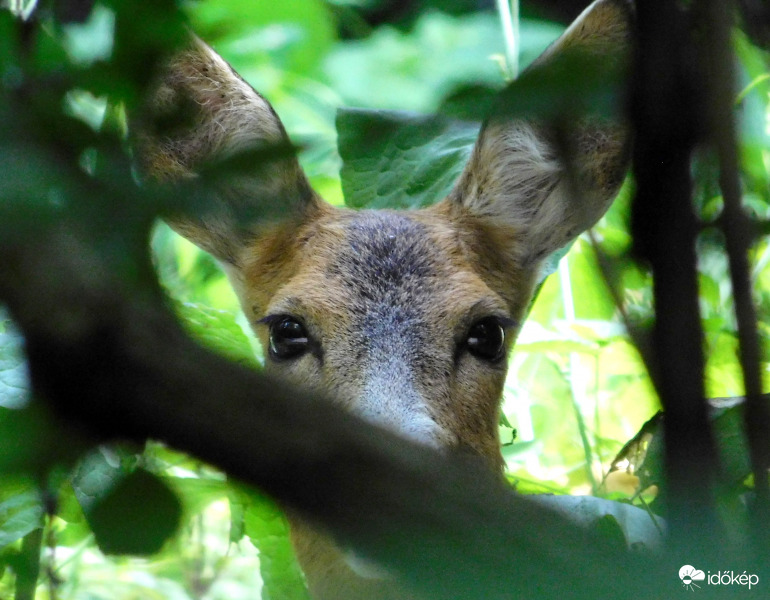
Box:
[131,2,633,598]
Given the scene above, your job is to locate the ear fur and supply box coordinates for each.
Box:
[447,0,633,267]
[132,36,320,266]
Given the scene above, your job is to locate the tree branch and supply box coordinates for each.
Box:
[0,221,656,599]
[630,0,720,550]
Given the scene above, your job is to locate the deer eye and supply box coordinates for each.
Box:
[268,316,309,360]
[466,317,506,362]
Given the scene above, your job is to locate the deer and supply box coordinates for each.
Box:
[131,0,633,598]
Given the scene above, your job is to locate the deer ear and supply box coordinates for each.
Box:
[448,0,633,267]
[132,36,321,266]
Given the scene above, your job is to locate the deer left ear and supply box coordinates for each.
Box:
[131,36,322,267]
[446,0,633,267]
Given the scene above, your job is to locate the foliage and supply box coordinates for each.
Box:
[336,109,479,210]
[0,0,768,598]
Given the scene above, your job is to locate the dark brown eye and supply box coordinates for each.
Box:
[466,317,506,362]
[268,317,309,360]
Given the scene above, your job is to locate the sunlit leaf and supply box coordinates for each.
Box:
[166,476,228,519]
[236,486,310,600]
[176,302,259,367]
[62,4,115,65]
[0,483,43,550]
[187,0,334,76]
[501,440,538,462]
[324,12,507,113]
[0,316,28,409]
[498,423,516,446]
[324,13,561,114]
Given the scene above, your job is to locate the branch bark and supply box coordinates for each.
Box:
[629,0,720,549]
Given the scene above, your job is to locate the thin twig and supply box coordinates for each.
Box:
[587,230,656,375]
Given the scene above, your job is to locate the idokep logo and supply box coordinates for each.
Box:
[679,565,760,592]
[679,565,706,591]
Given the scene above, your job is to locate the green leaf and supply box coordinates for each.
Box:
[0,483,43,551]
[709,399,754,490]
[337,108,479,210]
[71,446,128,513]
[165,476,228,520]
[53,482,93,547]
[324,12,508,113]
[0,316,29,409]
[88,468,182,556]
[515,339,597,355]
[61,4,115,65]
[0,404,70,474]
[437,83,498,122]
[590,514,629,552]
[176,302,259,367]
[567,247,617,321]
[498,423,516,446]
[229,485,246,544]
[235,486,310,600]
[502,440,538,462]
[637,397,759,494]
[0,11,20,78]
[0,316,71,472]
[532,494,663,550]
[492,46,628,123]
[187,0,334,77]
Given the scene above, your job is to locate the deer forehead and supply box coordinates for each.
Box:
[244,208,510,345]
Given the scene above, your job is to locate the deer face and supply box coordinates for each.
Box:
[238,205,537,465]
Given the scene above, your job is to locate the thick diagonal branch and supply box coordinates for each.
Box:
[0,223,650,600]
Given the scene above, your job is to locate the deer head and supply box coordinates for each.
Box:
[132,1,633,597]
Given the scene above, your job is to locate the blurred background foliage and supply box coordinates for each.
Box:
[0,0,768,598]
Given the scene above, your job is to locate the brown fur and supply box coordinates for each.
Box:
[131,1,633,598]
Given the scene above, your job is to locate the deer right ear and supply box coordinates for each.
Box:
[131,37,322,267]
[447,0,633,268]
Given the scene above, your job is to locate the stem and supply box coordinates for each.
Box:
[735,73,770,105]
[571,388,600,495]
[496,0,519,79]
[16,527,43,600]
[559,259,599,494]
